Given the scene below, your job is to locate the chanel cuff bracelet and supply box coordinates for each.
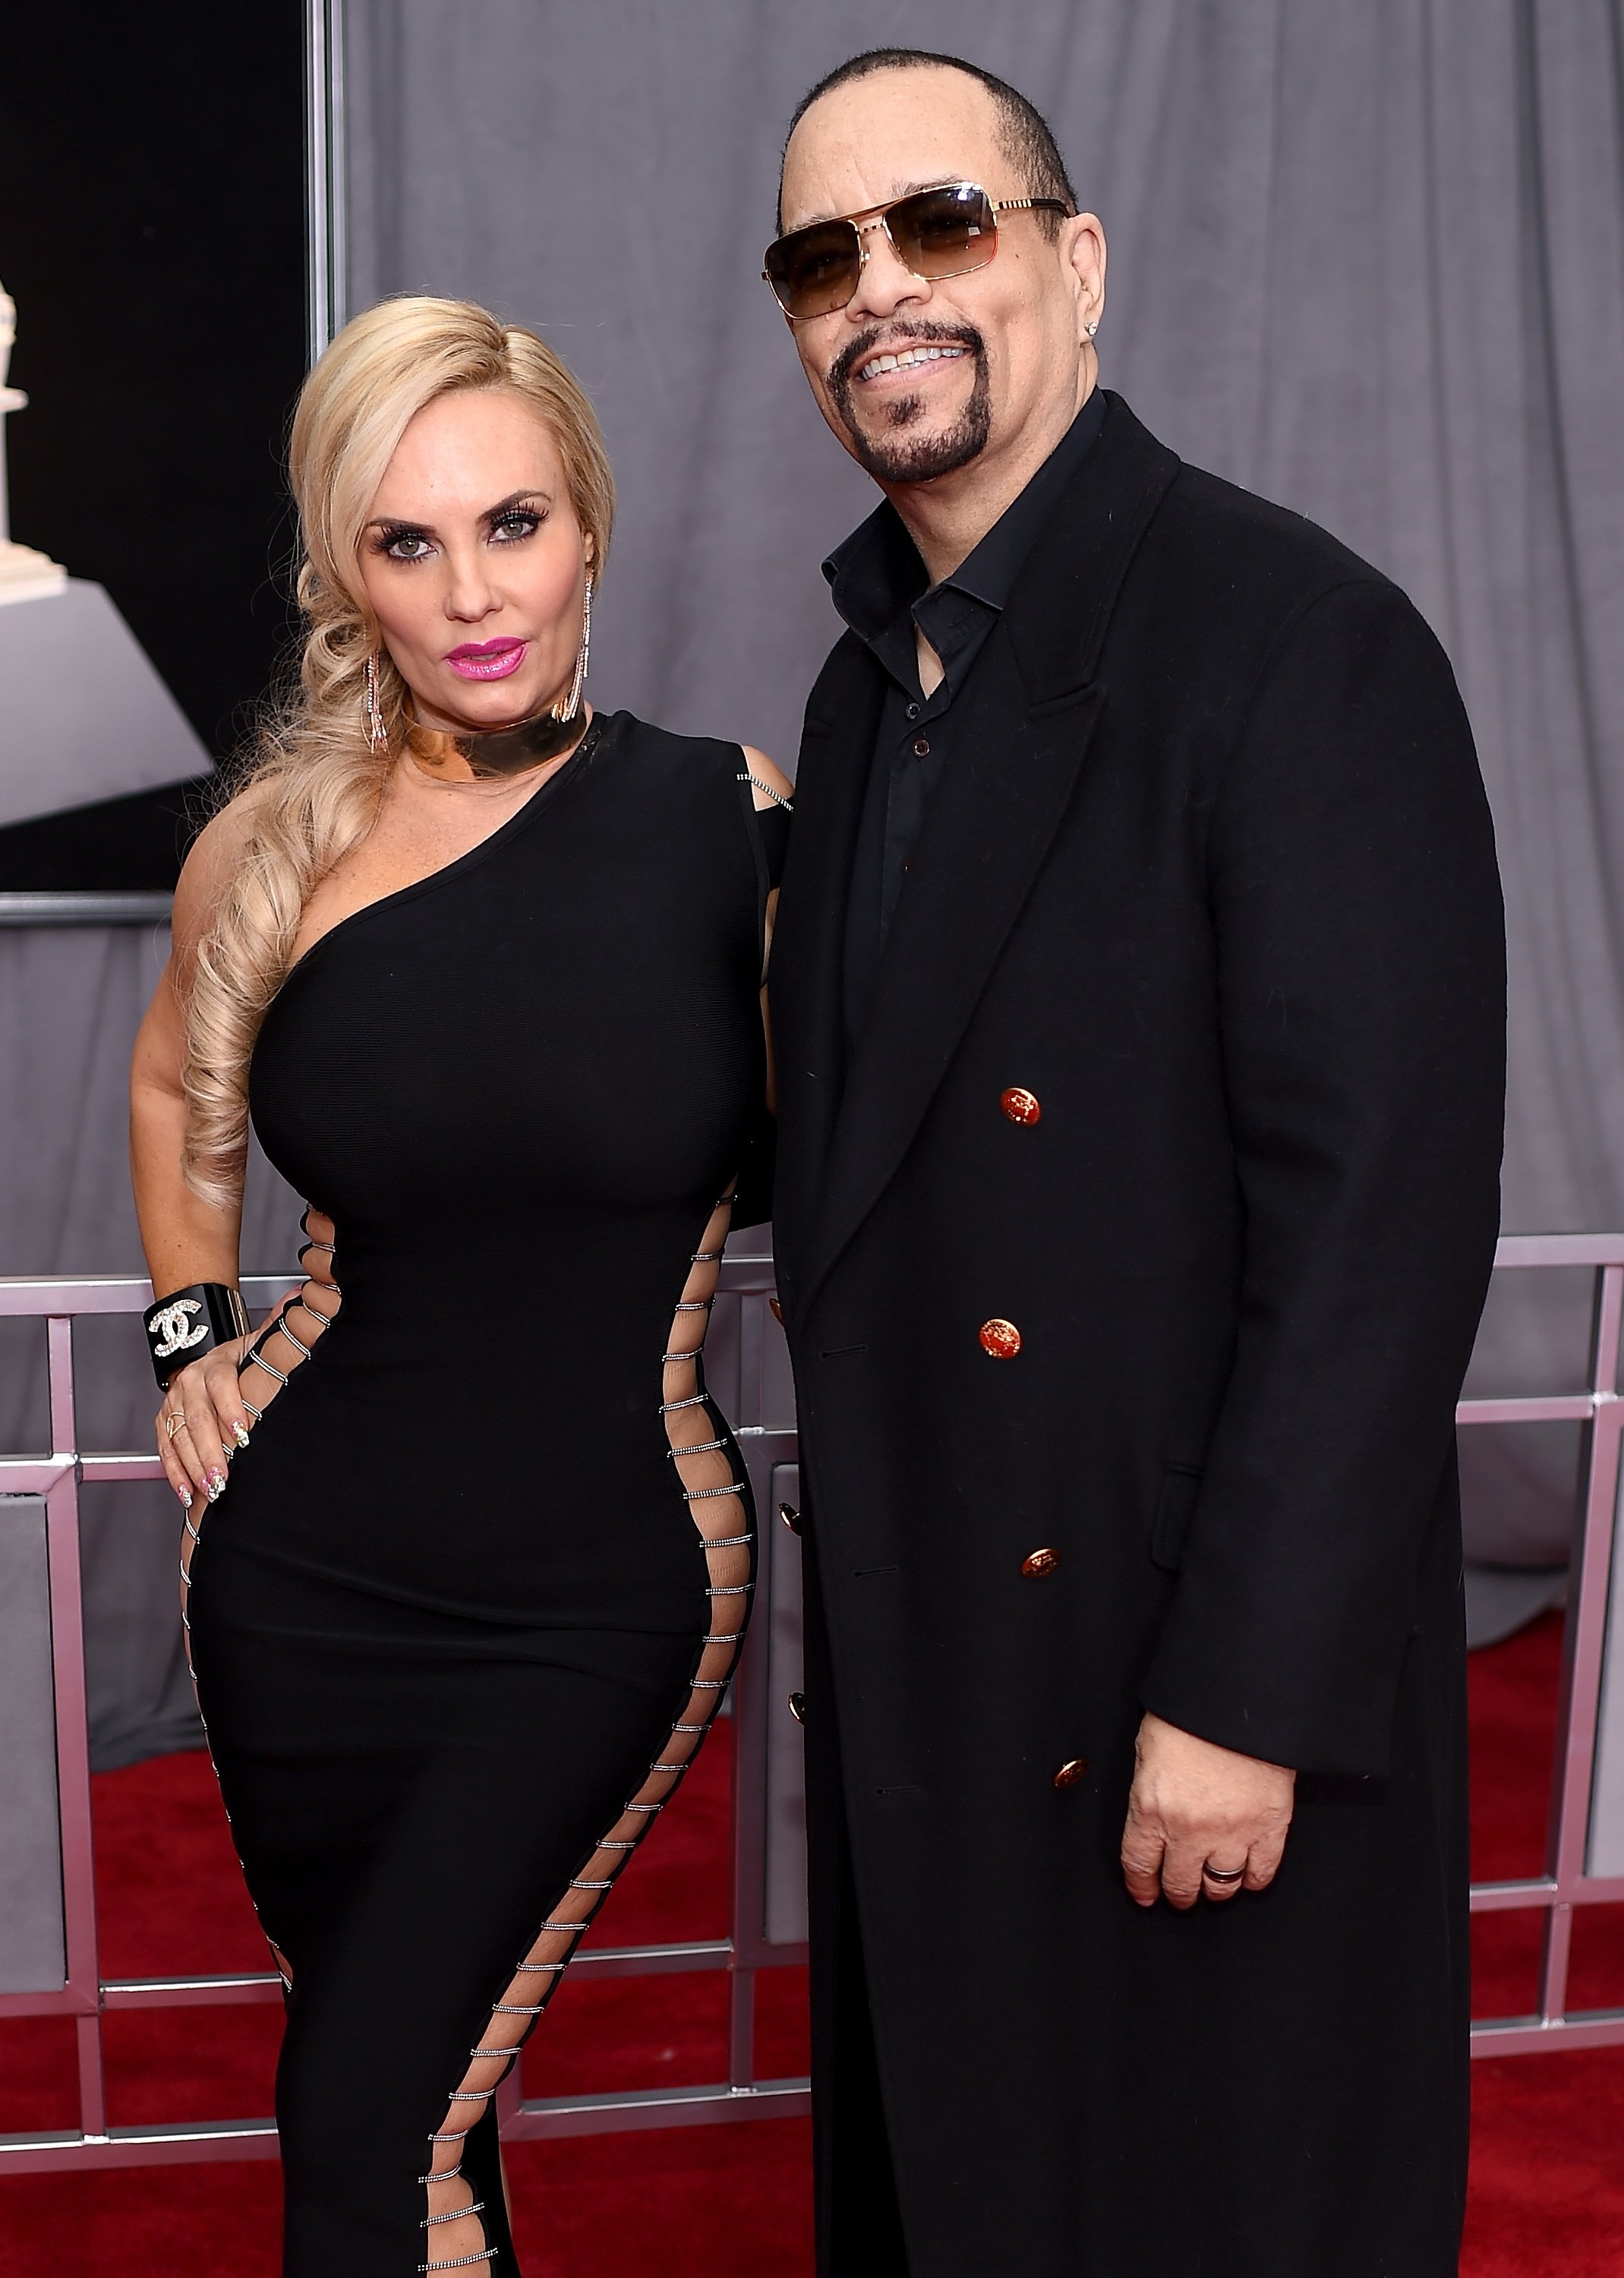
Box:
[144,1283,249,1389]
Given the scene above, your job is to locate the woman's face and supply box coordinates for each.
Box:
[358,387,591,733]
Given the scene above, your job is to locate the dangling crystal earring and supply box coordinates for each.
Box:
[363,652,389,754]
[551,577,592,724]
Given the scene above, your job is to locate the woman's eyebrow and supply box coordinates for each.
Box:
[478,488,551,525]
[365,489,551,535]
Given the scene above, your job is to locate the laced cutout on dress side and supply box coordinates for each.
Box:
[178,1238,341,1996]
[418,1188,756,2269]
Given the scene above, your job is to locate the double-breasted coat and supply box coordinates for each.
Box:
[767,396,1506,2277]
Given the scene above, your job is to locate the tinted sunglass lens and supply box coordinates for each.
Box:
[891,186,996,275]
[766,221,862,317]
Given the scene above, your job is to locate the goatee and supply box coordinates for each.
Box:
[828,323,992,486]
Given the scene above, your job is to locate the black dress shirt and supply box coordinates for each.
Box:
[825,390,1107,1057]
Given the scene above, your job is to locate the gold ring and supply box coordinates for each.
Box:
[164,1410,188,1441]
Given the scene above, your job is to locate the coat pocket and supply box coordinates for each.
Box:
[1150,1463,1204,1572]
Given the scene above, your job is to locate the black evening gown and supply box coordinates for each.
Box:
[182,713,784,2275]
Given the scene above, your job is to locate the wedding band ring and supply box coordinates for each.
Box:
[164,1411,188,1441]
[1202,1863,1245,1885]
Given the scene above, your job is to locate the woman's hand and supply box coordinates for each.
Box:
[154,1275,341,1508]
[156,1333,257,1510]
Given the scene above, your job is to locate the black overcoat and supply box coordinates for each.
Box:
[768,396,1506,2278]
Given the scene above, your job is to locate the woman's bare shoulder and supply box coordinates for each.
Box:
[739,745,793,809]
[170,779,271,954]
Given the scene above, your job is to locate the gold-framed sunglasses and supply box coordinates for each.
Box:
[762,181,1071,321]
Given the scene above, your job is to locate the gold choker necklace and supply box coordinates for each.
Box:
[405,705,594,783]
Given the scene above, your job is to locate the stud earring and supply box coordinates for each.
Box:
[552,577,593,724]
[363,652,389,754]
[1085,317,1099,338]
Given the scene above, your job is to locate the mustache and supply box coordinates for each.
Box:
[827,318,985,396]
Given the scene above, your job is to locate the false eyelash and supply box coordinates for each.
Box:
[371,522,431,557]
[489,506,546,539]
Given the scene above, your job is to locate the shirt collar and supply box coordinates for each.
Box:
[823,388,1108,655]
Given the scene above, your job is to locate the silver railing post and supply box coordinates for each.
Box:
[43,1314,105,2139]
[304,0,348,363]
[1537,1265,1624,2026]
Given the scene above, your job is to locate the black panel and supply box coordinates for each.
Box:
[0,0,305,885]
[0,778,214,894]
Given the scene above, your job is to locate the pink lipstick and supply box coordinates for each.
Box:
[446,637,527,682]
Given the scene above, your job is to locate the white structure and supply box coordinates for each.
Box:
[0,286,67,607]
[0,280,210,824]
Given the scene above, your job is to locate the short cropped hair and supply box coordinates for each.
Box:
[779,48,1077,237]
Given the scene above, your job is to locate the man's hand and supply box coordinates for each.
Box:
[1121,1712,1296,1910]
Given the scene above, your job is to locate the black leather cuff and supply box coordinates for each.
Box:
[144,1283,249,1388]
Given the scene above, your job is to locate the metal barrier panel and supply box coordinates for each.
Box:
[1462,1238,1624,2056]
[0,1256,807,2170]
[0,1497,65,1993]
[0,1235,1619,2166]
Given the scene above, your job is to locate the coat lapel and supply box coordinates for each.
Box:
[793,398,1183,1314]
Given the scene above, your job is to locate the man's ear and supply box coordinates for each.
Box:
[1064,212,1108,336]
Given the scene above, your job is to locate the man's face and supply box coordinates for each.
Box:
[776,67,1102,491]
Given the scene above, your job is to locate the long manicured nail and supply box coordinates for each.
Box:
[229,1421,251,1450]
[176,1482,193,1508]
[206,1470,228,1502]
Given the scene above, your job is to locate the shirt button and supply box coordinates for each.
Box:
[1000,1086,1042,1126]
[1053,1757,1089,1789]
[905,702,921,721]
[913,737,930,758]
[1021,1548,1061,1578]
[979,1317,1022,1359]
[787,1692,806,1724]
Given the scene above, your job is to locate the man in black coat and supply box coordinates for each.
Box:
[764,47,1506,2278]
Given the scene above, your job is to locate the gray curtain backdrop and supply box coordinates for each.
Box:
[7,0,1624,1768]
[344,0,1624,1591]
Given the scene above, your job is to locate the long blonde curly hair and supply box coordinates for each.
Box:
[182,295,615,1207]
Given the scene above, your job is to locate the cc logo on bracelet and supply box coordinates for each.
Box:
[150,1299,210,1360]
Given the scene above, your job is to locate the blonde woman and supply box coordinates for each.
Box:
[129,297,790,2273]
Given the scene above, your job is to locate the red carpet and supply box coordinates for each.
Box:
[0,1617,1617,2272]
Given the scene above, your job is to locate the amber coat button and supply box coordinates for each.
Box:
[787,1692,806,1724]
[778,1502,802,1535]
[1021,1548,1061,1578]
[1000,1086,1042,1125]
[1053,1758,1089,1788]
[979,1317,1022,1359]
[768,1295,784,1325]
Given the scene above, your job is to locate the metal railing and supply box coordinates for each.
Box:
[1462,1235,1624,2056]
[0,1251,806,2170]
[0,1233,1620,2168]
[0,894,174,927]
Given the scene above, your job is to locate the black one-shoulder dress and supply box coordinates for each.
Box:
[183,713,784,2275]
